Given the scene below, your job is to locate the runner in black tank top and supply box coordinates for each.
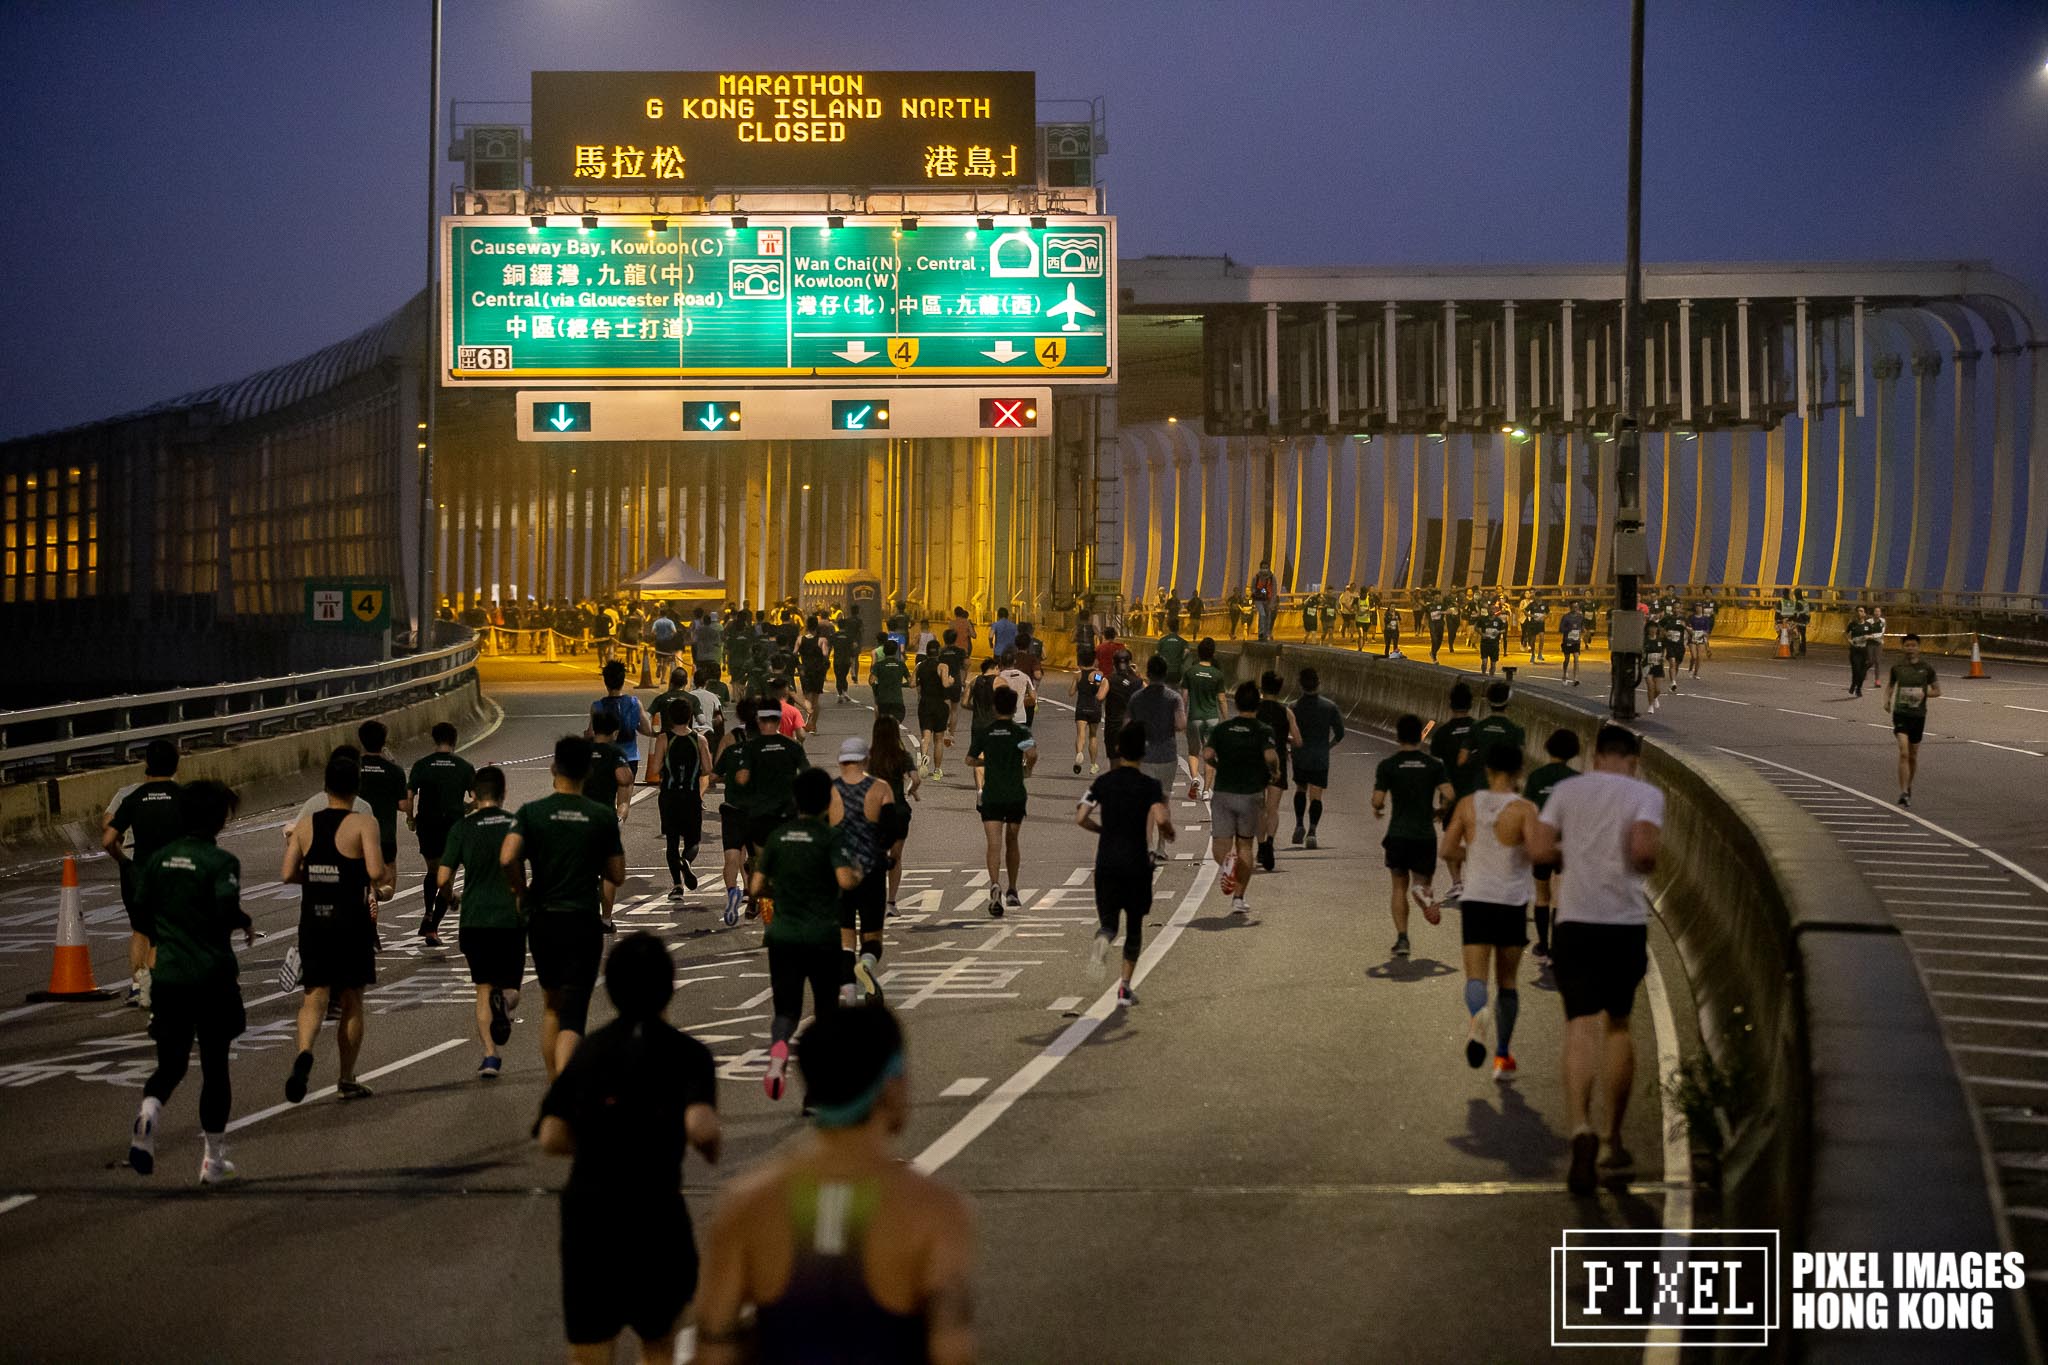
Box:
[282,752,390,1105]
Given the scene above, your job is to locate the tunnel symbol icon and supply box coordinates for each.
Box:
[990,231,1040,279]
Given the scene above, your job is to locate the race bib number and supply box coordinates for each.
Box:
[1897,686,1927,708]
[1566,630,1582,645]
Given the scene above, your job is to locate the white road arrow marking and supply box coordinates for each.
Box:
[982,340,1025,363]
[833,340,879,364]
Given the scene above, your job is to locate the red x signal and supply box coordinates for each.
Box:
[980,398,1038,430]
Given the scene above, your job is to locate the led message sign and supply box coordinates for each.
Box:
[531,71,1037,188]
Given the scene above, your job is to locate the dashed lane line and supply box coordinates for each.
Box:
[912,858,1218,1175]
[0,1193,35,1216]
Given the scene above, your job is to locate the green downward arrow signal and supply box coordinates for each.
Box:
[700,409,724,430]
[550,405,575,431]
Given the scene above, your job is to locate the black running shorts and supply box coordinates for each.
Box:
[1293,761,1330,791]
[459,925,526,988]
[718,804,749,852]
[1550,921,1648,1020]
[1892,712,1926,745]
[1458,898,1529,948]
[978,799,1026,826]
[560,1197,696,1346]
[527,913,603,993]
[1383,835,1437,879]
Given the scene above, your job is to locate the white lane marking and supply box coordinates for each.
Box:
[1972,741,2045,758]
[1865,873,2015,884]
[1683,693,1752,706]
[940,1077,989,1098]
[1048,996,1082,1012]
[1721,750,2048,901]
[1963,1076,2048,1092]
[1919,948,2048,962]
[1949,1017,2048,1030]
[1955,1045,2048,1060]
[1642,930,1690,1365]
[1908,930,2048,944]
[1894,912,2048,923]
[224,1037,467,1133]
[1777,709,1837,721]
[1938,992,2048,1007]
[913,859,1218,1175]
[0,1194,35,1217]
[1063,869,1089,886]
[0,1002,58,1025]
[2009,706,2048,716]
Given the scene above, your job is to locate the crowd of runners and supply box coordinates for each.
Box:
[92,587,1964,1360]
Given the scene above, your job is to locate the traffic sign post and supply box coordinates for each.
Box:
[444,216,1114,385]
[305,579,393,633]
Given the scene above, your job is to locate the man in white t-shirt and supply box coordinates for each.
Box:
[1525,723,1664,1197]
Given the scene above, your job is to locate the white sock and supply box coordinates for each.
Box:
[137,1095,163,1130]
[202,1132,227,1161]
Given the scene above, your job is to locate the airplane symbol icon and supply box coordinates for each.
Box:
[1046,283,1096,333]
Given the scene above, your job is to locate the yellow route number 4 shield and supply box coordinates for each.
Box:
[350,588,386,624]
[1035,337,1067,368]
[888,337,919,370]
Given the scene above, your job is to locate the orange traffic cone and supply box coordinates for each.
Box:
[1776,625,1792,659]
[26,857,113,1002]
[1968,634,1987,680]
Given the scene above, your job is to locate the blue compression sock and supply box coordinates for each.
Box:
[1464,978,1488,1016]
[1496,988,1520,1055]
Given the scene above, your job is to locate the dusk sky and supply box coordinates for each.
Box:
[3,0,2045,442]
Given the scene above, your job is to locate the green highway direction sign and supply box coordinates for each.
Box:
[443,215,1113,385]
[305,579,392,633]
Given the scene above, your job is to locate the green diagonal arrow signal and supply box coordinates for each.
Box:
[844,404,871,431]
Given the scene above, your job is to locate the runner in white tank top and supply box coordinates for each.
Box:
[1439,743,1538,1078]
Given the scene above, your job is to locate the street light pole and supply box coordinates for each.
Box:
[1609,0,1647,719]
[416,0,443,647]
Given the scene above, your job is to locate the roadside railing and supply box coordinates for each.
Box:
[0,634,480,783]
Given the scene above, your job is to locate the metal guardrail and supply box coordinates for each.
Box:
[0,635,481,783]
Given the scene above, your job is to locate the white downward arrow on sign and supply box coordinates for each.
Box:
[833,340,878,364]
[982,340,1025,363]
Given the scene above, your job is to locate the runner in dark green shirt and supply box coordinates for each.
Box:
[125,779,250,1179]
[1372,714,1454,958]
[1154,630,1189,686]
[1289,668,1346,848]
[1181,641,1229,799]
[1430,684,1478,798]
[1520,727,1581,963]
[436,765,523,1075]
[967,689,1037,916]
[1201,683,1280,913]
[869,640,910,722]
[583,722,632,819]
[750,769,851,1102]
[735,710,812,851]
[503,737,627,1079]
[1458,684,1526,796]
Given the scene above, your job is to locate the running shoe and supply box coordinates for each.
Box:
[1091,762,1101,775]
[855,953,883,1004]
[1290,825,1306,846]
[885,901,899,919]
[600,916,618,936]
[1305,832,1318,850]
[1899,791,1911,808]
[1443,880,1465,907]
[667,885,686,901]
[284,1050,314,1104]
[336,1079,374,1101]
[764,1040,790,1101]
[1567,1131,1599,1196]
[1392,932,1410,958]
[931,766,944,781]
[1231,896,1250,916]
[1186,780,1200,801]
[1599,1143,1635,1174]
[988,889,1004,919]
[1531,942,1551,965]
[1073,761,1083,775]
[1492,1054,1518,1080]
[744,895,762,921]
[197,1153,238,1186]
[126,982,142,1008]
[422,932,444,949]
[1465,1008,1490,1069]
[488,988,513,1046]
[477,1056,502,1080]
[128,1103,158,1175]
[723,887,743,926]
[1116,981,1137,1007]
[1088,930,1110,979]
[1149,849,1168,867]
